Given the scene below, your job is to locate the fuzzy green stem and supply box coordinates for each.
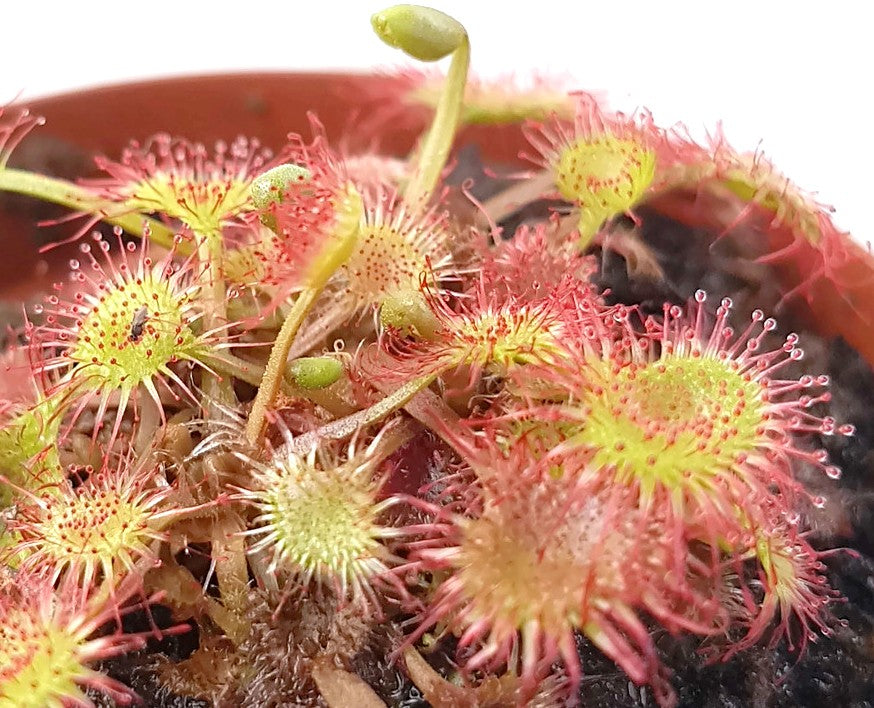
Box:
[245,287,321,443]
[208,353,265,388]
[212,515,251,644]
[407,36,469,204]
[0,167,179,250]
[197,232,237,413]
[285,373,437,455]
[243,183,361,443]
[372,371,461,448]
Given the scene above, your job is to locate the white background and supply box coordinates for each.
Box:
[1,1,869,243]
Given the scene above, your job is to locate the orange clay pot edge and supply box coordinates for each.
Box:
[648,188,874,367]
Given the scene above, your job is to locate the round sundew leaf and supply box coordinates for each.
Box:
[88,134,275,237]
[578,354,766,499]
[70,276,200,391]
[7,463,175,590]
[0,572,147,706]
[554,135,655,214]
[31,233,220,446]
[238,432,408,608]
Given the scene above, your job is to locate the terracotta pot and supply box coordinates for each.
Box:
[3,72,873,365]
[649,187,874,367]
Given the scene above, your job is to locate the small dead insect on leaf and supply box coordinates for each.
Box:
[129,306,149,342]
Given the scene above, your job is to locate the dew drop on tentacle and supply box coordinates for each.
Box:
[825,466,842,480]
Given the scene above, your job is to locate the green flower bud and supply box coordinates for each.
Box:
[287,357,344,390]
[371,5,466,62]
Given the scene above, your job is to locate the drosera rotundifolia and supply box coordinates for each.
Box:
[0,4,871,707]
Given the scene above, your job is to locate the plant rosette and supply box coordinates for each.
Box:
[1,5,873,708]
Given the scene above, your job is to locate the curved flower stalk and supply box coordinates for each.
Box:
[30,229,224,445]
[372,4,470,205]
[236,423,411,609]
[525,92,702,247]
[241,117,363,443]
[0,571,167,707]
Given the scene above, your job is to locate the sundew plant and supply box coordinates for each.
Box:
[0,5,867,707]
